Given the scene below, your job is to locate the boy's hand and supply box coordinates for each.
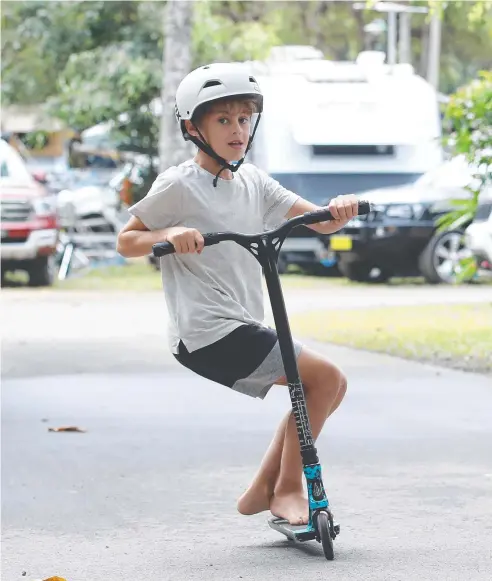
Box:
[325,194,359,234]
[165,227,205,254]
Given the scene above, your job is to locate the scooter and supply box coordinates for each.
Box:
[153,201,371,560]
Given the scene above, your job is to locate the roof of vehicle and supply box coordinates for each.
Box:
[355,156,480,204]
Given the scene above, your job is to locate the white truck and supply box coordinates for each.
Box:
[247,47,444,272]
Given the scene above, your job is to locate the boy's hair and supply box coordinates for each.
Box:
[191,96,259,127]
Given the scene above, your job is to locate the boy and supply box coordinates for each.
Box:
[117,63,358,526]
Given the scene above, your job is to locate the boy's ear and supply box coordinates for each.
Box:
[184,120,199,138]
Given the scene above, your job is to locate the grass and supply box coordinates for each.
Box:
[47,261,489,291]
[55,261,165,291]
[4,259,491,292]
[289,303,492,374]
[3,260,334,291]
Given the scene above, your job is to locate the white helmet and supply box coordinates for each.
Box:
[174,63,264,186]
[175,62,263,123]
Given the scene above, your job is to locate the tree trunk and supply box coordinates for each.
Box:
[159,0,195,173]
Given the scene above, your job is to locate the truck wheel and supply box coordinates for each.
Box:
[28,256,56,287]
[339,259,390,283]
[418,230,471,284]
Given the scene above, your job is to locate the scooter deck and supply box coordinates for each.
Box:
[268,517,341,543]
[268,517,317,542]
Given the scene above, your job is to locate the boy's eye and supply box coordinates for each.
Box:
[218,118,228,124]
[239,117,250,124]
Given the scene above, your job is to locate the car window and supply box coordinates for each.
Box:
[0,140,34,183]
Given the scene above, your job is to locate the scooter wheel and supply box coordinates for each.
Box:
[316,511,334,561]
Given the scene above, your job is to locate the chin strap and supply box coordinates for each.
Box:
[212,166,228,188]
[184,114,262,187]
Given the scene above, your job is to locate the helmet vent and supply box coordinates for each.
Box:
[249,77,257,83]
[203,80,222,88]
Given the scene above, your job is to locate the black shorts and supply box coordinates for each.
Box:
[174,323,303,399]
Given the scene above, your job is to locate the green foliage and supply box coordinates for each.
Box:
[2,0,491,163]
[2,1,164,158]
[1,0,162,105]
[437,70,492,281]
[193,0,279,65]
[19,130,50,150]
[444,71,492,168]
[47,44,162,156]
[439,1,492,94]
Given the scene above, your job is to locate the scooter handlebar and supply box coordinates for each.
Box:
[152,200,372,257]
[301,200,371,225]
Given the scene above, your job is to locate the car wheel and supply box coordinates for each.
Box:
[338,259,390,283]
[418,230,472,284]
[28,256,56,287]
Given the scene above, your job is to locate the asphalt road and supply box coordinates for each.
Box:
[2,287,492,580]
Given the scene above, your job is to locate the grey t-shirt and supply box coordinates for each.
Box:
[128,159,299,354]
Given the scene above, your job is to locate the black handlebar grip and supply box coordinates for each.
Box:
[152,233,222,257]
[152,241,175,257]
[302,200,372,225]
[358,200,371,215]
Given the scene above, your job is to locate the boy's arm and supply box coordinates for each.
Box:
[116,216,169,257]
[284,195,359,235]
[117,217,204,257]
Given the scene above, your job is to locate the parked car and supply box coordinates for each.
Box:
[56,168,122,231]
[326,156,488,283]
[1,139,59,286]
[465,191,492,272]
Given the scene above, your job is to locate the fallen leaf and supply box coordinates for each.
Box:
[43,577,67,581]
[48,426,86,433]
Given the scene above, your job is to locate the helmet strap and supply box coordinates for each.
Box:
[183,114,262,187]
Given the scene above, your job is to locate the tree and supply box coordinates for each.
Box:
[1,1,162,106]
[193,0,279,65]
[159,0,195,172]
[2,1,165,161]
[2,0,491,169]
[47,43,162,156]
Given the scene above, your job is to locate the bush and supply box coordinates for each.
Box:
[437,71,492,280]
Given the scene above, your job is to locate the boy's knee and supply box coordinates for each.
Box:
[338,371,348,398]
[304,356,345,398]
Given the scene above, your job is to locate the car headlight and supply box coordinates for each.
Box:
[384,204,425,220]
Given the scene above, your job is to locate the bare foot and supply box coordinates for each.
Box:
[270,491,309,525]
[237,480,273,515]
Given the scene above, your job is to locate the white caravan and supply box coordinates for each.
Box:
[246,47,444,272]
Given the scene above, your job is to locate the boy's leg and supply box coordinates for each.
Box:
[237,346,346,521]
[236,412,290,515]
